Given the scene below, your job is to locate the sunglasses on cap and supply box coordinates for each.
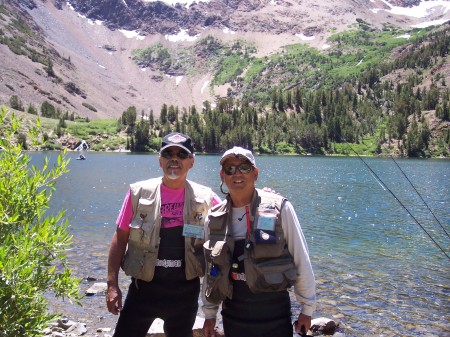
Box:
[160,150,192,160]
[222,163,253,175]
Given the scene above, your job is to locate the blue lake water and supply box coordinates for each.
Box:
[29,152,450,336]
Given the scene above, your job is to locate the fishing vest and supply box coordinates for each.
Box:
[121,178,214,282]
[203,189,297,304]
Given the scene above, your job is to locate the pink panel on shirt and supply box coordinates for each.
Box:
[116,190,133,232]
[116,185,221,232]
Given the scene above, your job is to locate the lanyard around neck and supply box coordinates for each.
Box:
[245,205,251,239]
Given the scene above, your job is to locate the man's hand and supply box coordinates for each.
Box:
[203,318,217,337]
[294,313,312,336]
[106,283,122,315]
[106,229,128,315]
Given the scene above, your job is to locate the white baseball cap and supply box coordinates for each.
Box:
[220,146,256,166]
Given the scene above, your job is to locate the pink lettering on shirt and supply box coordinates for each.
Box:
[160,184,185,228]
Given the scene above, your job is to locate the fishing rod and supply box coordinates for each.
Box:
[390,155,450,240]
[351,148,450,261]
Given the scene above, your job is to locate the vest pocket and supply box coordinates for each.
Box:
[140,250,158,282]
[252,230,285,259]
[207,211,227,231]
[244,256,297,294]
[203,240,232,304]
[121,245,158,282]
[130,198,156,231]
[185,242,205,279]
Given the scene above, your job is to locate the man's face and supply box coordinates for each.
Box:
[220,157,258,195]
[159,146,194,182]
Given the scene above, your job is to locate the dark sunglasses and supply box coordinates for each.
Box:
[223,163,253,175]
[160,150,191,160]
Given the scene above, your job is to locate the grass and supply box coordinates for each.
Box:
[244,59,266,84]
[332,136,378,156]
[67,119,117,135]
[213,54,250,85]
[3,108,125,150]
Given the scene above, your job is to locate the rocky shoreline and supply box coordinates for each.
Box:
[45,282,345,337]
[45,315,344,337]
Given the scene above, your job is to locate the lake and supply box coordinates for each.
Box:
[29,152,450,336]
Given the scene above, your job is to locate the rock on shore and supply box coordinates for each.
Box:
[44,315,344,337]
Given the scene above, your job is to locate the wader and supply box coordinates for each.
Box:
[221,240,293,337]
[113,226,199,337]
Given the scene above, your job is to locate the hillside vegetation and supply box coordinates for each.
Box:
[1,0,449,157]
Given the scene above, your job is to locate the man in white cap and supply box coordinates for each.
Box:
[106,132,220,337]
[202,146,316,337]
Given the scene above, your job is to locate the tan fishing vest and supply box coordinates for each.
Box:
[121,178,214,282]
[204,189,297,304]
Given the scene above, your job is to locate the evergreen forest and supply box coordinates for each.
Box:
[121,25,450,157]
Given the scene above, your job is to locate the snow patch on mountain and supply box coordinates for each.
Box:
[165,29,200,42]
[379,0,450,18]
[142,0,211,7]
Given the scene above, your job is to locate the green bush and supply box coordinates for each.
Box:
[82,102,97,112]
[0,106,80,337]
[275,141,296,154]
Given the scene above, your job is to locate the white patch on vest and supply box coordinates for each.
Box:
[156,259,182,268]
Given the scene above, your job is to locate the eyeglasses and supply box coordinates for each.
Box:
[223,163,253,175]
[160,150,191,160]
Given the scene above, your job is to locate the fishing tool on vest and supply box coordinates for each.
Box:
[244,205,252,249]
[210,264,219,277]
[230,262,239,280]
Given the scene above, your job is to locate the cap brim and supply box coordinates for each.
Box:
[219,154,234,165]
[220,154,254,165]
[160,144,192,154]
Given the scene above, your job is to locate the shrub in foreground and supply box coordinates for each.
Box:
[0,106,80,337]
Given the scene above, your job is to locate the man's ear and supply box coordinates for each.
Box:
[254,167,259,181]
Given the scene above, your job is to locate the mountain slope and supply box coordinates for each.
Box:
[0,0,449,119]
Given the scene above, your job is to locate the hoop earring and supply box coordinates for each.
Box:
[220,182,229,195]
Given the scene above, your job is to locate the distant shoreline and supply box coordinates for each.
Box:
[27,149,450,159]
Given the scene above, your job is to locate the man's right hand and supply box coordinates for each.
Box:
[106,284,122,315]
[203,318,217,337]
[106,229,128,315]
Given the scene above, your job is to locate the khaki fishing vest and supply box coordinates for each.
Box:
[203,189,297,303]
[121,178,214,282]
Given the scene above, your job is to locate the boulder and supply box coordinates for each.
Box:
[310,317,339,335]
[86,282,107,296]
[147,316,208,337]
